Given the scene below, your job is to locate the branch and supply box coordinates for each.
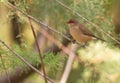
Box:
[60,44,78,83]
[25,8,48,83]
[0,39,55,83]
[39,28,82,64]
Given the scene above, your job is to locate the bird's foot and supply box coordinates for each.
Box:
[71,39,76,44]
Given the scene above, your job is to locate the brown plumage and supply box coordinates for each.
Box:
[67,19,104,43]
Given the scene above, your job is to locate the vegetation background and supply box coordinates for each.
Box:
[0,0,120,83]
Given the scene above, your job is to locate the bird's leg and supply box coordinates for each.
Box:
[71,39,76,44]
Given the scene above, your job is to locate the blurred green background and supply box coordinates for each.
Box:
[0,0,120,83]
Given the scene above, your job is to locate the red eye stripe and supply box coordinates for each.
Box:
[67,20,75,24]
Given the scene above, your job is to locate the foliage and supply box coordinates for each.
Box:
[0,44,65,77]
[44,52,66,78]
[0,0,120,83]
[0,44,40,71]
[68,42,120,83]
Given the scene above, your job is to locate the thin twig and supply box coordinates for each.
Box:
[55,0,120,45]
[25,8,48,83]
[60,44,78,83]
[0,54,11,83]
[0,39,55,83]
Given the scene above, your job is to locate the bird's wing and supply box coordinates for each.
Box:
[78,23,105,41]
[78,23,95,37]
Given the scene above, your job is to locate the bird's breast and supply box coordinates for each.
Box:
[70,27,93,43]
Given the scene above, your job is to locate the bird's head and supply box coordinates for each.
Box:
[67,19,75,24]
[67,19,78,25]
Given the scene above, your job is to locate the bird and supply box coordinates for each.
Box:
[67,19,104,43]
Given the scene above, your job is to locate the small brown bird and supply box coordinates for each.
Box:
[67,19,104,43]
